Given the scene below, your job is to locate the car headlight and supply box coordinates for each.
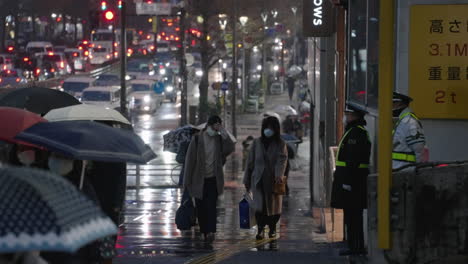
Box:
[143,95,151,103]
[166,86,174,92]
[125,75,131,81]
[159,69,166,75]
[195,70,203,77]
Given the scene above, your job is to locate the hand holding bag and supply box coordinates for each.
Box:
[239,192,256,229]
[273,177,287,195]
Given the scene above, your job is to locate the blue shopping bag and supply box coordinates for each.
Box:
[239,193,256,229]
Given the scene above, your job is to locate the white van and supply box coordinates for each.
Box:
[26,42,54,56]
[89,46,112,65]
[0,54,13,71]
[61,77,96,100]
[81,86,121,110]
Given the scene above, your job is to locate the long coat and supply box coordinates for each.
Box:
[243,138,288,216]
[183,130,235,199]
[331,120,371,209]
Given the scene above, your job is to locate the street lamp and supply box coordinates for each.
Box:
[271,9,278,19]
[239,16,248,110]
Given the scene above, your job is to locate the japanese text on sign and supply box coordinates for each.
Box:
[409,5,468,119]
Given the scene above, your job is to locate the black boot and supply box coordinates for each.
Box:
[268,225,277,238]
[256,227,265,240]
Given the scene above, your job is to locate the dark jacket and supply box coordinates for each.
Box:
[330,119,371,209]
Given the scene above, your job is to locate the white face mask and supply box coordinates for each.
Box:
[206,126,218,137]
[17,150,35,166]
[48,157,74,176]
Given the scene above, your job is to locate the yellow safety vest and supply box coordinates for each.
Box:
[336,125,370,169]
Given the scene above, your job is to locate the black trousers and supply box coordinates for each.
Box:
[344,208,364,251]
[255,213,280,232]
[195,177,218,234]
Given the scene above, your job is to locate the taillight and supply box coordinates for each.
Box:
[106,55,111,59]
[73,53,78,57]
[23,57,29,62]
[84,51,89,56]
[48,52,54,56]
[0,78,2,83]
[15,78,20,83]
[2,65,6,70]
[51,68,56,73]
[35,68,41,76]
[150,46,155,50]
[60,61,65,69]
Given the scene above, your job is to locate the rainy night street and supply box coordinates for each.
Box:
[113,94,346,264]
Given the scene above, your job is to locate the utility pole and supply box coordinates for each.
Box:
[179,7,188,126]
[230,0,237,137]
[119,0,127,116]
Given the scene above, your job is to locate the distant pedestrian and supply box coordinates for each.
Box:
[287,76,295,102]
[331,104,371,256]
[243,116,288,240]
[183,115,235,242]
[282,114,303,141]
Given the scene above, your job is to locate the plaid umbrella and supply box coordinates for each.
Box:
[0,166,117,253]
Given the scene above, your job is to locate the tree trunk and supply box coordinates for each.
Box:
[0,15,5,52]
[198,14,210,123]
[14,13,20,47]
[31,13,36,41]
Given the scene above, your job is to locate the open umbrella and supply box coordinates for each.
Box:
[44,104,131,125]
[0,87,80,115]
[163,125,203,154]
[0,107,47,146]
[273,105,298,117]
[0,166,117,253]
[15,121,156,164]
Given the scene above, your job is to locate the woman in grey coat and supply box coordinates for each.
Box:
[243,116,288,239]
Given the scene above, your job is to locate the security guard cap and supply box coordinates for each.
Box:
[345,103,368,116]
[393,92,413,104]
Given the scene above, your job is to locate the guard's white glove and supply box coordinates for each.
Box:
[342,184,352,191]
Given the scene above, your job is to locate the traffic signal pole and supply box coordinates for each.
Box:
[230,0,238,137]
[120,0,128,116]
[179,8,188,126]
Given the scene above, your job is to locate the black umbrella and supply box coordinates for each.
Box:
[0,87,80,115]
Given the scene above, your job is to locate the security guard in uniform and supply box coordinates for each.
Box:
[392,92,427,169]
[331,104,371,256]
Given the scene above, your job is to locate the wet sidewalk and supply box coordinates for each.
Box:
[114,91,348,264]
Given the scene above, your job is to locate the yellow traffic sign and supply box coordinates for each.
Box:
[410,5,468,119]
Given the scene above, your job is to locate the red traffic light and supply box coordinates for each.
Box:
[104,10,115,21]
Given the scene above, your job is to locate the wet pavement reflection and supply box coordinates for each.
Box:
[114,96,343,263]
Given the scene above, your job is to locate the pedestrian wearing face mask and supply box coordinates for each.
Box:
[243,116,288,240]
[330,104,371,256]
[392,92,428,169]
[43,153,116,264]
[183,115,235,242]
[8,144,47,169]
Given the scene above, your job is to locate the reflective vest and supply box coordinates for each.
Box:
[392,112,419,163]
[336,125,370,169]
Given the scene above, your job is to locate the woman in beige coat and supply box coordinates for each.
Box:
[243,116,288,239]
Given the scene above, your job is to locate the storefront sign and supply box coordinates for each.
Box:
[410,5,468,119]
[303,0,334,37]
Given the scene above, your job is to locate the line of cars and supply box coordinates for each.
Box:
[60,71,173,115]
